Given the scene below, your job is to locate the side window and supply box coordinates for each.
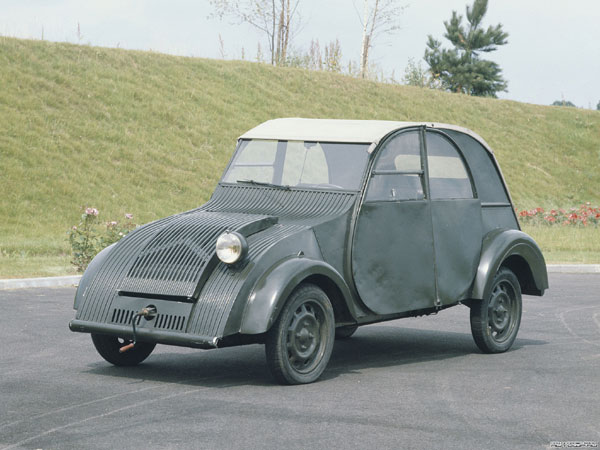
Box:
[366,131,425,202]
[426,132,474,199]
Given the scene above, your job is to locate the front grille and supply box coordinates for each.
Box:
[154,314,186,331]
[109,308,186,332]
[111,308,142,325]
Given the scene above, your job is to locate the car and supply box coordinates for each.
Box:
[69,118,548,384]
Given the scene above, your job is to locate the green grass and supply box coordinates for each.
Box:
[522,226,600,264]
[0,254,77,279]
[1,37,599,277]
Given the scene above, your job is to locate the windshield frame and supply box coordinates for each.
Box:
[219,139,371,192]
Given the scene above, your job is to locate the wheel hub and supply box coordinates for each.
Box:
[287,304,321,370]
[488,282,515,341]
[490,297,509,332]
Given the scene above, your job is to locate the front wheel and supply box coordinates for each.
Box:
[91,334,156,366]
[265,283,335,385]
[470,267,522,353]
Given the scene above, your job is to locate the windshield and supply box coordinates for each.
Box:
[222,139,370,190]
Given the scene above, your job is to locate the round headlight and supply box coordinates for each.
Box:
[216,231,248,264]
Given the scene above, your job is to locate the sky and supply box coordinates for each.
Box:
[1,0,599,108]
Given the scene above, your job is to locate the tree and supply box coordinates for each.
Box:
[597,100,600,111]
[402,58,429,88]
[323,39,342,72]
[210,0,300,65]
[358,0,405,79]
[424,0,508,97]
[552,100,576,107]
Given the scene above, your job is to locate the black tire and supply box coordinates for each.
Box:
[470,267,522,353]
[335,325,358,340]
[265,283,335,385]
[91,334,156,366]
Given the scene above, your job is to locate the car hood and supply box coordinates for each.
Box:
[112,210,278,299]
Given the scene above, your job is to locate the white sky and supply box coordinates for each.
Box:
[2,0,599,108]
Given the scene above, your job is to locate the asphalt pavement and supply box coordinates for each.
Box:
[0,273,598,450]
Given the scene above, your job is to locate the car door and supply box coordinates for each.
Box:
[351,128,437,315]
[426,130,482,305]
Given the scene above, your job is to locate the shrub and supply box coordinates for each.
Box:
[517,203,600,227]
[68,207,136,272]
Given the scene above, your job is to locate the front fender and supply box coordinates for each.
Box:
[471,228,548,300]
[73,243,116,310]
[239,257,354,334]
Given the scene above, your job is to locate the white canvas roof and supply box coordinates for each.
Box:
[239,118,493,154]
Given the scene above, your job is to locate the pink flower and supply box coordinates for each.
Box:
[125,213,133,220]
[109,221,118,226]
[72,226,77,230]
[85,207,99,216]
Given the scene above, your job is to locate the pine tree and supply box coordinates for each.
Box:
[424,0,508,97]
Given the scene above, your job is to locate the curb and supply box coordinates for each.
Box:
[1,265,599,291]
[546,264,600,273]
[0,275,82,290]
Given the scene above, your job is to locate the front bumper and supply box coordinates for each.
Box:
[69,319,220,349]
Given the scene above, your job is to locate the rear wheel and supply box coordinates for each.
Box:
[470,267,522,353]
[91,334,156,366]
[265,283,335,385]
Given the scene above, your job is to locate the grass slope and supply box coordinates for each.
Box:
[1,37,599,276]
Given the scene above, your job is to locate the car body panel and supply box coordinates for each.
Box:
[239,256,355,334]
[472,228,548,299]
[352,199,436,314]
[431,198,483,305]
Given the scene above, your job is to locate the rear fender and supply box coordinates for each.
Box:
[239,257,355,334]
[471,228,548,300]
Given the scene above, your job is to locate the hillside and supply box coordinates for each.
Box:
[1,37,599,275]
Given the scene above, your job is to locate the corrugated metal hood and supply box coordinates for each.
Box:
[117,211,277,299]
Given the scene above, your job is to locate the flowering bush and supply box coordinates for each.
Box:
[517,203,600,227]
[68,207,137,272]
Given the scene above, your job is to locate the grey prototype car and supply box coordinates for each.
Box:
[70,118,548,384]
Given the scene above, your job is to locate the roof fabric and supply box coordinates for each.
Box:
[239,118,493,154]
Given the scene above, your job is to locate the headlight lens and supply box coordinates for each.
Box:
[215,231,248,264]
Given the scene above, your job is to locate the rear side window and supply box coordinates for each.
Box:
[443,130,510,204]
[426,132,474,199]
[366,131,425,202]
